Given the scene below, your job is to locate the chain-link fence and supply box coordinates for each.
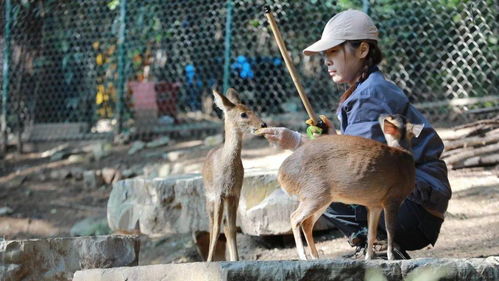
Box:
[1,0,497,145]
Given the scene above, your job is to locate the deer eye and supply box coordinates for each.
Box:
[240,112,248,118]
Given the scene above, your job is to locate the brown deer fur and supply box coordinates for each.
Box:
[202,88,266,261]
[278,114,423,260]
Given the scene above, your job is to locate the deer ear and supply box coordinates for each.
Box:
[383,119,400,138]
[408,123,424,138]
[226,88,241,104]
[212,89,235,111]
[378,114,390,134]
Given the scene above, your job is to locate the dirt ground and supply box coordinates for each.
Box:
[1,128,498,263]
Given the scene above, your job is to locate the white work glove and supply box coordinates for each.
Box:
[258,127,303,151]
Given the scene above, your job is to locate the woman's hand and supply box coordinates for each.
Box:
[305,115,337,136]
[257,127,303,150]
[320,115,337,135]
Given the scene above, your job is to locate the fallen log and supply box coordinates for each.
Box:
[452,153,499,169]
[442,147,465,159]
[453,117,499,130]
[442,118,499,142]
[463,124,499,138]
[444,131,499,151]
[444,142,499,165]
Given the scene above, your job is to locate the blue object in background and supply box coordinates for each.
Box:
[231,55,254,79]
[185,64,196,84]
[184,63,203,110]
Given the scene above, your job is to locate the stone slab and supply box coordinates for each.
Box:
[73,257,499,281]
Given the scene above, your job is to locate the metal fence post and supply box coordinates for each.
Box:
[363,0,370,15]
[1,0,12,154]
[116,0,127,134]
[222,0,233,94]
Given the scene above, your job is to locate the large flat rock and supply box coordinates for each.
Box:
[0,235,139,281]
[107,169,331,236]
[238,169,331,235]
[73,257,499,281]
[107,174,205,236]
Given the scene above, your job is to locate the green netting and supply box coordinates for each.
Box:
[1,0,497,142]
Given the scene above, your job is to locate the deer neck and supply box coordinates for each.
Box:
[222,121,243,161]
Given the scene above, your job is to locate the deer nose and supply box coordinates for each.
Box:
[261,122,267,128]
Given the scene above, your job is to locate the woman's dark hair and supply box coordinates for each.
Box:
[338,40,383,104]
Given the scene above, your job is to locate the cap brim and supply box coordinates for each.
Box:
[303,38,345,56]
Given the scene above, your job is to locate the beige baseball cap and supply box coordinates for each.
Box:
[303,9,379,56]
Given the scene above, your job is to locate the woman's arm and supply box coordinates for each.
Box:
[258,127,303,150]
[259,116,337,150]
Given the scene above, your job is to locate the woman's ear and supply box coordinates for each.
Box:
[358,41,370,59]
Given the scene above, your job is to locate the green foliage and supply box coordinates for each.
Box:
[107,0,120,10]
[3,0,497,135]
[337,0,362,10]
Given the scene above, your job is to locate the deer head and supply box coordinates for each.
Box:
[212,88,267,135]
[379,114,424,151]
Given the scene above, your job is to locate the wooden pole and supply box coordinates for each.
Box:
[264,6,318,124]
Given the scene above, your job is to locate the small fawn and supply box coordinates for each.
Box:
[278,114,423,260]
[202,88,267,261]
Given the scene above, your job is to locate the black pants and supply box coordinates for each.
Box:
[321,199,443,251]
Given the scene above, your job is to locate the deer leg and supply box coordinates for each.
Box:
[383,202,401,260]
[291,199,330,260]
[207,198,223,262]
[290,203,310,260]
[206,200,215,259]
[365,207,382,260]
[223,196,239,261]
[301,205,329,259]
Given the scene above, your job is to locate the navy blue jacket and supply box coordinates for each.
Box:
[337,68,451,216]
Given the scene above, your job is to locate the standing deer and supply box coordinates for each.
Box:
[202,88,267,261]
[278,114,423,260]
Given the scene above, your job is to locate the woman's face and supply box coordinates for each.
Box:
[323,43,366,86]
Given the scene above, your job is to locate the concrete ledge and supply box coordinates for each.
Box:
[1,235,139,281]
[73,257,499,281]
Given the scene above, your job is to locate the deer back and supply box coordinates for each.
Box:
[278,135,416,206]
